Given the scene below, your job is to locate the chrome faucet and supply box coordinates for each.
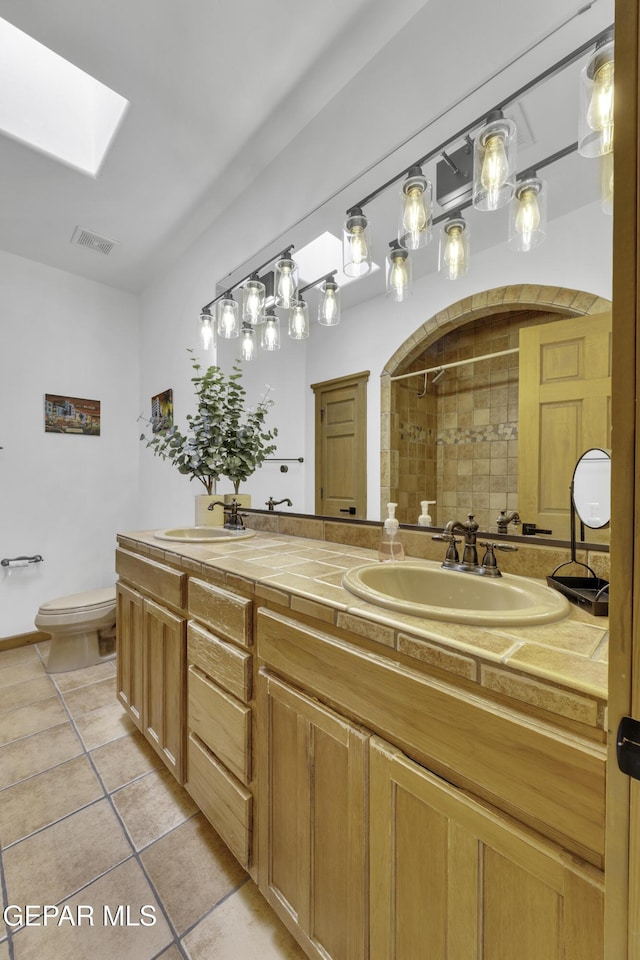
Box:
[207,498,246,530]
[433,513,517,577]
[496,509,520,534]
[266,497,293,511]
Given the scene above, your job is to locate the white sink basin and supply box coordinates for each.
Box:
[154,526,255,543]
[342,560,570,626]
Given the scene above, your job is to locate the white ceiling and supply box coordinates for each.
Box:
[0,0,428,291]
[0,0,614,298]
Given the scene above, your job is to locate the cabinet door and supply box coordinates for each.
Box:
[258,670,369,960]
[143,597,186,783]
[116,581,144,728]
[370,736,604,960]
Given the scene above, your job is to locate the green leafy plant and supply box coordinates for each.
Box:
[141,351,278,495]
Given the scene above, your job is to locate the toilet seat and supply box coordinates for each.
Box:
[35,586,117,673]
[36,587,116,628]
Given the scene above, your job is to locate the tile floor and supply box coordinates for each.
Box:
[0,641,307,960]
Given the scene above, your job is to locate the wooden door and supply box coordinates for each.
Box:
[518,313,612,540]
[370,736,604,960]
[143,597,186,783]
[115,581,144,728]
[311,371,369,518]
[258,669,369,960]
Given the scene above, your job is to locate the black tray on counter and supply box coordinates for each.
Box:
[546,573,609,616]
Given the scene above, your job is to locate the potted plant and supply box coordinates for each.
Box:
[141,351,278,523]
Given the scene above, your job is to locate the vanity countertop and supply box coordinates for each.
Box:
[117,528,609,735]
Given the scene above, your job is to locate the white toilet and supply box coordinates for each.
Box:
[35,586,117,674]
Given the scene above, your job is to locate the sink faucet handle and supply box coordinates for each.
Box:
[433,533,460,565]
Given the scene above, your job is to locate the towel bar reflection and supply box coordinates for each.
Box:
[1,555,44,567]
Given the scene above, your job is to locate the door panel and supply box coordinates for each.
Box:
[312,371,369,518]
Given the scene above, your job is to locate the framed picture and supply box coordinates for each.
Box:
[44,394,101,435]
[151,388,173,434]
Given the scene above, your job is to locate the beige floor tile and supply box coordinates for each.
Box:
[0,659,46,688]
[74,700,136,750]
[0,940,9,960]
[53,660,117,694]
[112,768,198,851]
[91,731,161,793]
[0,675,57,714]
[0,755,103,847]
[141,813,246,934]
[35,640,51,659]
[2,800,131,909]
[11,858,172,960]
[156,946,182,960]
[0,645,40,668]
[62,677,118,718]
[0,723,83,790]
[0,696,69,747]
[183,880,307,960]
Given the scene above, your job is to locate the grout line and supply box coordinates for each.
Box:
[0,841,17,960]
[179,876,251,942]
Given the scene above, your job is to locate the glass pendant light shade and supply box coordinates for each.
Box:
[318,279,341,326]
[289,298,309,340]
[274,256,299,308]
[508,177,546,252]
[439,217,469,279]
[578,37,614,157]
[216,295,239,338]
[199,310,215,351]
[386,244,412,302]
[241,325,256,361]
[343,206,372,277]
[398,166,432,250]
[261,314,281,351]
[472,111,517,211]
[242,276,266,324]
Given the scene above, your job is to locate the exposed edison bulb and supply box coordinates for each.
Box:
[514,187,541,252]
[245,288,260,318]
[348,225,368,265]
[443,225,466,279]
[262,318,280,351]
[277,264,294,303]
[319,283,339,325]
[387,251,410,302]
[403,185,427,234]
[481,133,509,195]
[289,300,309,340]
[199,313,214,350]
[243,279,265,323]
[588,59,614,154]
[241,328,255,361]
[217,300,238,338]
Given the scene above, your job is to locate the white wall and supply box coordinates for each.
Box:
[0,250,139,635]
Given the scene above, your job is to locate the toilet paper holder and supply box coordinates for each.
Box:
[1,554,44,567]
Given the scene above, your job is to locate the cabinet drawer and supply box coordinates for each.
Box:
[188,665,251,783]
[187,621,252,703]
[116,548,186,611]
[188,578,252,647]
[187,732,252,870]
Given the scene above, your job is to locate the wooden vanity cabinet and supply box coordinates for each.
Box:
[115,548,187,783]
[185,578,254,870]
[256,606,605,960]
[257,669,369,960]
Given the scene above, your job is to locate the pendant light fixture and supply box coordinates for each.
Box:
[241,324,256,361]
[386,242,412,301]
[578,31,614,157]
[289,298,309,340]
[343,206,372,277]
[439,216,469,279]
[274,254,299,308]
[399,166,432,249]
[216,293,239,338]
[199,309,215,351]
[318,275,341,326]
[508,175,546,252]
[242,275,266,324]
[261,312,281,351]
[472,110,517,211]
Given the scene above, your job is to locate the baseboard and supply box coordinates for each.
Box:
[0,631,49,652]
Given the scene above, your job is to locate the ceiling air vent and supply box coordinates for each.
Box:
[71,226,119,256]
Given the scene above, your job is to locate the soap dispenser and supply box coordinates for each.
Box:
[378,503,405,561]
[418,500,436,526]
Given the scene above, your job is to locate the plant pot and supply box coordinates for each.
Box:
[224,493,251,509]
[195,495,224,527]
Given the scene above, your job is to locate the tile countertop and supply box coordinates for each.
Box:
[117,530,609,735]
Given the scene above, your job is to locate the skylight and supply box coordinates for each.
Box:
[294,231,380,286]
[0,17,129,176]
